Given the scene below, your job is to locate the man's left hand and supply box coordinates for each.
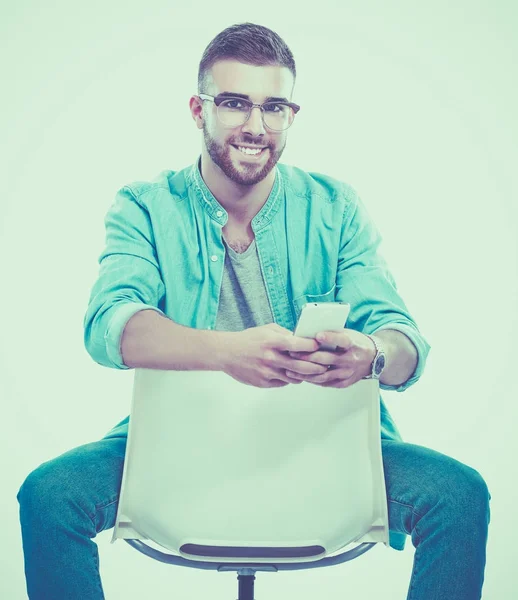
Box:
[286,329,376,388]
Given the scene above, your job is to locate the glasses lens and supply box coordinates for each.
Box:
[216,98,295,131]
[217,98,250,127]
[262,103,295,131]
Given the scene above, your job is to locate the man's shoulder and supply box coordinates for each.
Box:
[121,164,193,204]
[278,162,360,205]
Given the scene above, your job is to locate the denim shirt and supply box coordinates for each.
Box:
[84,157,431,551]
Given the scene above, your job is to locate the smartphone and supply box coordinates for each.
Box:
[293,302,351,351]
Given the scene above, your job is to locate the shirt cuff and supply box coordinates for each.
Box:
[371,323,431,392]
[104,302,165,369]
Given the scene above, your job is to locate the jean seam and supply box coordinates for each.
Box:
[406,520,423,600]
[388,498,425,600]
[388,497,426,521]
[92,542,106,599]
[95,496,119,510]
[88,497,119,530]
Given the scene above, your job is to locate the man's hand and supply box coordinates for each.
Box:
[220,323,330,388]
[286,329,377,388]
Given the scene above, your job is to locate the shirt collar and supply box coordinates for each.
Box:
[187,155,284,230]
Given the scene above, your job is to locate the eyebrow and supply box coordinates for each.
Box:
[217,91,290,103]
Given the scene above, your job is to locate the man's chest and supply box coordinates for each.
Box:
[222,225,255,254]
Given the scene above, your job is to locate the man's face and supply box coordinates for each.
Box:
[200,60,295,186]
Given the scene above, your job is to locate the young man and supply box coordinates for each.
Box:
[17,22,490,599]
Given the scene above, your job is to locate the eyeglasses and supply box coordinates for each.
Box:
[198,93,300,132]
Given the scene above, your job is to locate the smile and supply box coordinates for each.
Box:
[232,145,268,157]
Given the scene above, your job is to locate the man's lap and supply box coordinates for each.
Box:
[19,435,489,540]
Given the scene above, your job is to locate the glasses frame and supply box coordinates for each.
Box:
[197,93,301,131]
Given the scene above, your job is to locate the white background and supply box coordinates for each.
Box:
[1,1,517,598]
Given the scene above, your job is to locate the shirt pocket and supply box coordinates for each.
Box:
[292,283,337,322]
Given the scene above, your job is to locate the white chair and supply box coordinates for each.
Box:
[111,369,390,599]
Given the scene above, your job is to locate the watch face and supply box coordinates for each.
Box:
[374,354,386,376]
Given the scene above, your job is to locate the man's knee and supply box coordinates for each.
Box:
[17,458,65,511]
[461,465,491,513]
[443,461,491,528]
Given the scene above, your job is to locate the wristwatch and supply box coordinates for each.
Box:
[364,334,386,380]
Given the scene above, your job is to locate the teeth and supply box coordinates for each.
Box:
[237,146,263,155]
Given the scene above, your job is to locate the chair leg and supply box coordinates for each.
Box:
[236,572,255,600]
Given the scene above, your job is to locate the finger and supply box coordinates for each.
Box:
[283,358,329,376]
[286,365,356,384]
[285,368,331,383]
[289,350,341,363]
[286,334,320,354]
[316,330,354,350]
[270,369,304,384]
[266,379,290,388]
[301,364,356,381]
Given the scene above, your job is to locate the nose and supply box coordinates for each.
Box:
[241,106,266,137]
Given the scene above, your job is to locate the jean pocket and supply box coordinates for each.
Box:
[292,283,337,321]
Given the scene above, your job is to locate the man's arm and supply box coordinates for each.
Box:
[120,309,231,371]
[84,187,238,371]
[372,329,418,387]
[335,184,431,392]
[83,187,167,369]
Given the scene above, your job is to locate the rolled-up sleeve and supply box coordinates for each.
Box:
[83,187,166,369]
[335,186,431,392]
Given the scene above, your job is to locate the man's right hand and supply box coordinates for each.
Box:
[220,323,328,388]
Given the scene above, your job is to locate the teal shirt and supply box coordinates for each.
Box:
[84,157,431,551]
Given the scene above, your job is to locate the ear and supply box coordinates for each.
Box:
[189,96,204,130]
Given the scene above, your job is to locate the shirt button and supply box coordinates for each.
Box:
[210,255,218,262]
[216,210,223,217]
[269,266,274,274]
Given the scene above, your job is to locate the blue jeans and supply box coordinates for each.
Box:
[17,436,491,599]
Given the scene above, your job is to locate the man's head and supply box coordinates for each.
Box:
[190,23,297,186]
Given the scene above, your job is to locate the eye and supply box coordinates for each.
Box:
[264,103,285,113]
[221,98,248,110]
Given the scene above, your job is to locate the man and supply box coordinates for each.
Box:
[17,22,490,599]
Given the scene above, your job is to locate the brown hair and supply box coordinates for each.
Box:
[198,22,296,93]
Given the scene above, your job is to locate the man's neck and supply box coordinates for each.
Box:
[199,151,276,227]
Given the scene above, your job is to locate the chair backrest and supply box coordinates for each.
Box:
[112,370,389,563]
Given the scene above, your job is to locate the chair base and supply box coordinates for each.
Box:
[237,570,255,600]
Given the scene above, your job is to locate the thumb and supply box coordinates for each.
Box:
[316,330,353,349]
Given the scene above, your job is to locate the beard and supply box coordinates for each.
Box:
[202,123,285,186]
